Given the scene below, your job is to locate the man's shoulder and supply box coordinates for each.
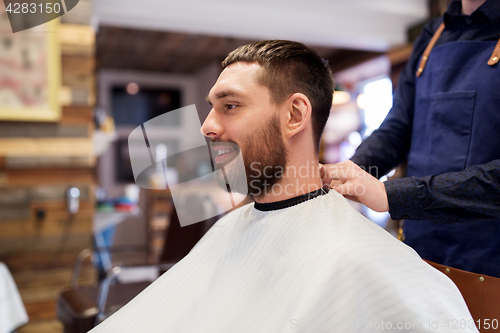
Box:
[306,191,380,231]
[299,191,419,259]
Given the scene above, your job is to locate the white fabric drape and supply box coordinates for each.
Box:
[91,191,477,333]
[0,262,28,333]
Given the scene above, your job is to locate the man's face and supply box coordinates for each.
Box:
[202,62,288,197]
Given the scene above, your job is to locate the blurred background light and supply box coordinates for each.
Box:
[126,82,139,95]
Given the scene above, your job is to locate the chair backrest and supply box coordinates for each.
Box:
[160,195,218,262]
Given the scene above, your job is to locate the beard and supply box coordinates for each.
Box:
[212,114,288,198]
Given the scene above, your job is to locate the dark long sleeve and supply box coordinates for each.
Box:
[350,21,437,178]
[352,2,500,179]
[385,159,500,223]
[349,3,500,223]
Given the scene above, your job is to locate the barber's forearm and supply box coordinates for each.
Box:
[386,161,500,223]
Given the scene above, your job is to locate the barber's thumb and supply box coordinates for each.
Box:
[332,183,353,196]
[319,165,326,180]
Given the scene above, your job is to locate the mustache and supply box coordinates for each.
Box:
[210,138,238,144]
[209,139,241,153]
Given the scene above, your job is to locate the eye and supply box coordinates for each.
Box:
[225,104,237,110]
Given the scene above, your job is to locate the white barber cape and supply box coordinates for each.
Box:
[91,191,477,333]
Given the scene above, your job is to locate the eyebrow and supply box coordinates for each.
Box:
[206,90,243,106]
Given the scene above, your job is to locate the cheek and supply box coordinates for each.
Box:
[227,126,246,145]
[227,117,251,139]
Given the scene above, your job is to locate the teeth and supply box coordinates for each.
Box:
[217,149,235,156]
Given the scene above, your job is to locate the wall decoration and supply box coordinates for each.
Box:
[0,5,60,121]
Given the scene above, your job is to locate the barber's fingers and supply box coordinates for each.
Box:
[320,164,347,184]
[321,160,359,184]
[324,179,343,190]
[332,180,365,201]
[330,180,361,203]
[343,194,361,204]
[333,177,389,212]
[319,164,327,180]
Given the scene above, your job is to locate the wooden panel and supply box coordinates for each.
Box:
[24,300,57,321]
[5,168,95,186]
[0,185,90,203]
[30,199,94,220]
[61,106,93,124]
[0,123,89,138]
[0,186,92,220]
[59,24,95,47]
[96,26,381,75]
[62,56,95,75]
[62,72,94,90]
[60,23,95,57]
[0,234,92,261]
[5,156,95,169]
[60,44,94,57]
[13,266,96,298]
[96,26,257,73]
[18,319,63,333]
[327,50,383,73]
[0,138,93,157]
[0,216,93,239]
[59,86,95,106]
[0,204,30,220]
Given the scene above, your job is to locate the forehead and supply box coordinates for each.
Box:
[209,62,266,100]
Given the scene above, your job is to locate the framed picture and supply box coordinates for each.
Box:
[0,9,61,122]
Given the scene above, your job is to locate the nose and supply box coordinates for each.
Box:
[200,108,223,139]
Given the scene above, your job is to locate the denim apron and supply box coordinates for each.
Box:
[403,30,500,277]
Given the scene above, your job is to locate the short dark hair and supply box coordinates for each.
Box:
[222,40,334,152]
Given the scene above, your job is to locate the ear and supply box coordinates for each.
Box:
[283,93,312,139]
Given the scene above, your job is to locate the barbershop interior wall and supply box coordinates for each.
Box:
[96,63,220,245]
[0,7,96,271]
[0,1,98,331]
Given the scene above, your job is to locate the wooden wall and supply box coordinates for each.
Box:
[0,22,96,266]
[0,1,97,331]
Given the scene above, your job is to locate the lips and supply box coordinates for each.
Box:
[216,148,236,156]
[210,142,240,166]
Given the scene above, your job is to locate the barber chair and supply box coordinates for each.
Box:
[57,198,217,333]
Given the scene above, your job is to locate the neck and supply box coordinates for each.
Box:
[461,0,486,16]
[253,158,322,204]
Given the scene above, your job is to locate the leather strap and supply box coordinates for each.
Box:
[487,38,500,66]
[416,22,500,77]
[416,23,445,77]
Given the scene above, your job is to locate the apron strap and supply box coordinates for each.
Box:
[416,22,500,77]
[416,23,445,77]
[487,38,500,66]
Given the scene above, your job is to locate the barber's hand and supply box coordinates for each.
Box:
[320,160,389,212]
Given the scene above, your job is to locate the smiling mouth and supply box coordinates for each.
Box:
[216,148,236,156]
[211,142,240,167]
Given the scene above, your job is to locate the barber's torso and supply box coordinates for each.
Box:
[403,0,500,277]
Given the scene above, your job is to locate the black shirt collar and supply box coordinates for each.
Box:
[254,188,329,212]
[444,0,500,26]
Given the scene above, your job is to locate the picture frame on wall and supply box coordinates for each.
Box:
[0,9,61,122]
